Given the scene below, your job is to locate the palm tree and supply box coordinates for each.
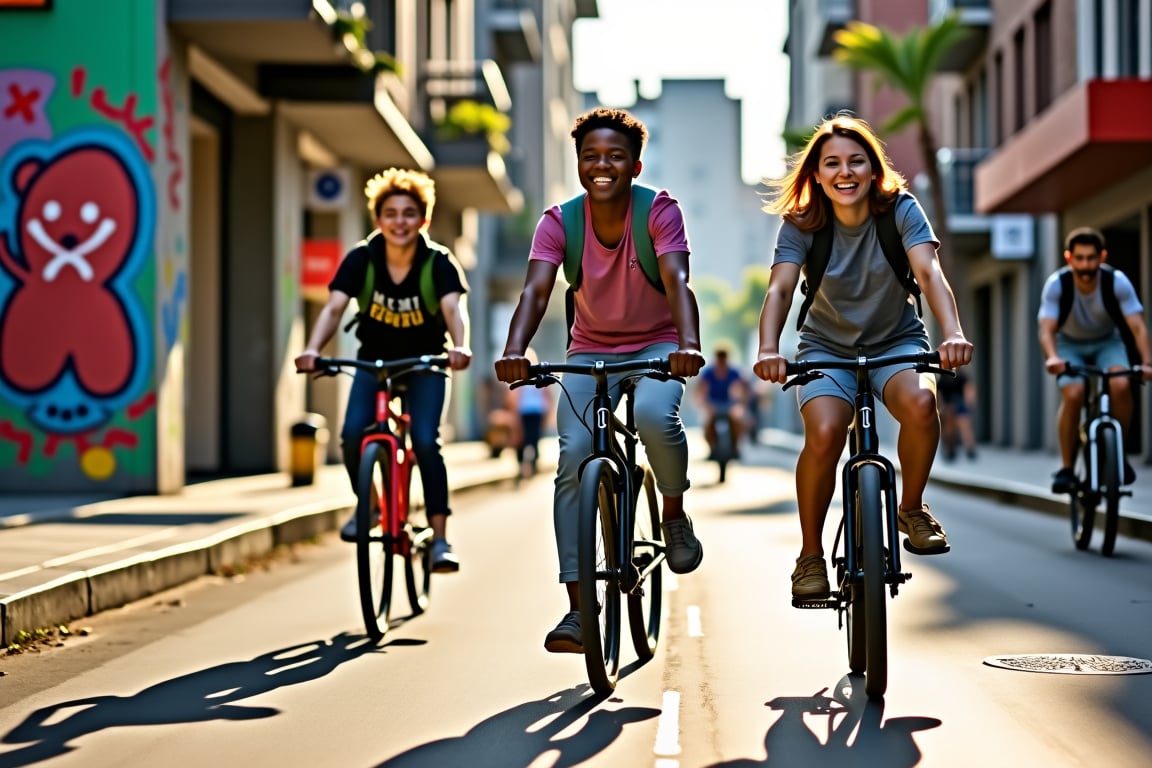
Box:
[832,15,969,307]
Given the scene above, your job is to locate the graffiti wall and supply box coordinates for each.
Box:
[0,1,170,491]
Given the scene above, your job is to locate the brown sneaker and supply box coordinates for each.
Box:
[898,504,950,554]
[543,611,583,654]
[791,554,830,599]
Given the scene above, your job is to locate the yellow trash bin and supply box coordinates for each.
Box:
[290,413,329,486]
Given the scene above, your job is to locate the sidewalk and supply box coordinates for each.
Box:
[757,427,1152,540]
[0,441,540,647]
[3,432,1150,647]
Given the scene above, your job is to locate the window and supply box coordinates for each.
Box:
[1012,28,1026,132]
[1118,0,1139,75]
[1035,2,1052,112]
[992,51,1003,146]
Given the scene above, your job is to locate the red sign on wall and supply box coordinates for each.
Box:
[0,0,53,8]
[302,239,343,292]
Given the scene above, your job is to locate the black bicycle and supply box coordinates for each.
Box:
[783,350,953,700]
[305,355,449,639]
[1062,364,1143,556]
[511,358,674,694]
[712,409,735,484]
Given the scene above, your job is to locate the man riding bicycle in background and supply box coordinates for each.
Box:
[1038,226,1152,494]
[294,168,472,574]
[696,345,748,459]
[494,107,705,654]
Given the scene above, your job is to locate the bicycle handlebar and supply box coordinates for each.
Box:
[305,355,450,379]
[783,350,951,391]
[509,357,675,389]
[1061,362,1145,380]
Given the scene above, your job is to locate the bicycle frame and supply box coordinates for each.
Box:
[839,364,905,599]
[1075,369,1127,496]
[361,377,414,555]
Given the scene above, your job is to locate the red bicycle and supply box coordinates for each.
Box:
[309,354,449,639]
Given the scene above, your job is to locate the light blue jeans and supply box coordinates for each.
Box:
[553,342,689,582]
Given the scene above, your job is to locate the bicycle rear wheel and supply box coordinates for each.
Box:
[1070,441,1095,550]
[1099,427,1122,557]
[857,463,888,700]
[578,458,622,695]
[628,466,663,661]
[356,441,395,640]
[714,416,732,484]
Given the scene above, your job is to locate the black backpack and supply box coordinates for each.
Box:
[795,192,921,331]
[1056,264,1140,364]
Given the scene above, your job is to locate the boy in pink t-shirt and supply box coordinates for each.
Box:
[495,107,705,654]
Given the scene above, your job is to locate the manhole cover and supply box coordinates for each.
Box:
[983,654,1152,675]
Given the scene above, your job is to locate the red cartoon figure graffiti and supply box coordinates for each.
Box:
[0,129,152,438]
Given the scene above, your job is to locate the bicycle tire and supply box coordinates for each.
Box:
[406,524,433,615]
[1100,428,1121,557]
[1070,440,1095,550]
[356,441,395,640]
[628,466,663,661]
[714,416,732,484]
[845,527,867,674]
[857,463,888,700]
[578,458,622,695]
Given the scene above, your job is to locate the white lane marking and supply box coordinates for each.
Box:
[655,760,680,768]
[686,605,703,637]
[654,690,682,756]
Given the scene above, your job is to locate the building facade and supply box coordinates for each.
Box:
[0,0,592,494]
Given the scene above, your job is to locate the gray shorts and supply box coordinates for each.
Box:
[1055,335,1130,388]
[794,339,932,409]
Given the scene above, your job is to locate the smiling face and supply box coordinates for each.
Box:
[577,127,641,203]
[815,134,874,215]
[374,192,426,249]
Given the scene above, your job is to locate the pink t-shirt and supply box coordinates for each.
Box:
[529,189,690,354]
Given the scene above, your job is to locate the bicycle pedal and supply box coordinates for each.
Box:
[791,596,836,610]
[902,540,951,555]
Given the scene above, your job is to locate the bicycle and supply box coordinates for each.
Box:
[306,354,449,640]
[782,350,953,701]
[711,409,734,484]
[1061,364,1143,557]
[510,357,675,695]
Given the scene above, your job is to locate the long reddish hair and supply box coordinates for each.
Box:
[763,112,906,233]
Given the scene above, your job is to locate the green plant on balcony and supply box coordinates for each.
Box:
[332,11,401,76]
[434,100,511,155]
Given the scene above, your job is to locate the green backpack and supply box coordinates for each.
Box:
[559,183,663,292]
[345,233,443,332]
[559,184,664,346]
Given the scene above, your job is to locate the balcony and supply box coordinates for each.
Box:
[260,65,433,170]
[937,147,991,238]
[489,1,542,63]
[169,0,350,65]
[422,60,523,214]
[929,0,991,72]
[975,79,1152,213]
[816,0,853,57]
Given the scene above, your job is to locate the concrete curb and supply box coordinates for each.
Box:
[0,467,523,646]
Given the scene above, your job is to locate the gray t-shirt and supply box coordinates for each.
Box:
[1037,268,1143,342]
[773,194,938,357]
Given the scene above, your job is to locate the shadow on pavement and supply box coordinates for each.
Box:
[706,675,941,767]
[375,684,659,768]
[0,632,385,767]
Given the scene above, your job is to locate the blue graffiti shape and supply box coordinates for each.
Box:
[0,127,154,434]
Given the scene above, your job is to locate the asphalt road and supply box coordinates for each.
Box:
[2,450,1151,767]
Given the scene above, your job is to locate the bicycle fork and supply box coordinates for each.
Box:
[1083,416,1131,498]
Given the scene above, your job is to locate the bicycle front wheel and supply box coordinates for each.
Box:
[1070,441,1095,550]
[628,465,663,661]
[578,458,622,695]
[356,441,395,640]
[857,463,888,700]
[1099,427,1122,557]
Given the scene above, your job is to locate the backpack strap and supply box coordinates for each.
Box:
[345,233,442,332]
[1099,265,1140,364]
[560,184,663,293]
[1056,267,1075,328]
[794,192,921,331]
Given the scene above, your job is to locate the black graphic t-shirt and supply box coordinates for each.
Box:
[330,232,468,359]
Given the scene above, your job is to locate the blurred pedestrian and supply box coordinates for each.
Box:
[507,347,553,478]
[937,369,977,461]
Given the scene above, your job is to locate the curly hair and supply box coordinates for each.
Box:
[762,111,906,233]
[570,107,648,160]
[364,167,436,220]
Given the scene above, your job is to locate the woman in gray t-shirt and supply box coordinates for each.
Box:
[752,113,974,600]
